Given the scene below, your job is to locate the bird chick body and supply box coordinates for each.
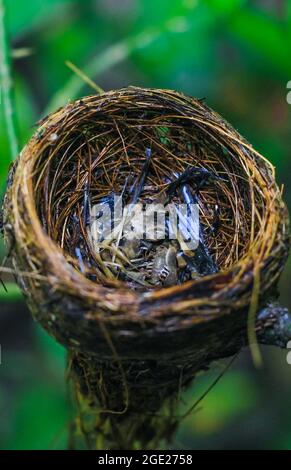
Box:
[151,245,178,286]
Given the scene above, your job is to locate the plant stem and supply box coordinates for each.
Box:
[44,19,190,115]
[44,28,160,115]
[257,303,291,348]
[0,0,19,161]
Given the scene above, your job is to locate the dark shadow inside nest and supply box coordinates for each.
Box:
[34,110,256,291]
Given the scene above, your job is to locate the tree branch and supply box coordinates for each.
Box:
[256,303,291,348]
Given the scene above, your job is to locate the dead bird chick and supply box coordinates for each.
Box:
[165,166,220,203]
[166,168,219,278]
[151,245,178,286]
[121,237,141,261]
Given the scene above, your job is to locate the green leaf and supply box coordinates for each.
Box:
[44,21,184,114]
[227,9,290,76]
[6,0,78,38]
[206,0,246,15]
[8,384,70,450]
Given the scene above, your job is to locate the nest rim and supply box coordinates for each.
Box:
[5,87,289,329]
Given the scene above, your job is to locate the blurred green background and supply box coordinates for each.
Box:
[1,0,291,450]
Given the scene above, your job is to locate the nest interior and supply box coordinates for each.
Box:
[34,91,253,285]
[3,87,289,449]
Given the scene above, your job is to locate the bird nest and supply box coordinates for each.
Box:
[2,87,289,449]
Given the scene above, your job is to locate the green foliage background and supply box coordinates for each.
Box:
[1,0,291,450]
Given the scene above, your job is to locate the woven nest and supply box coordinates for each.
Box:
[3,87,289,449]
